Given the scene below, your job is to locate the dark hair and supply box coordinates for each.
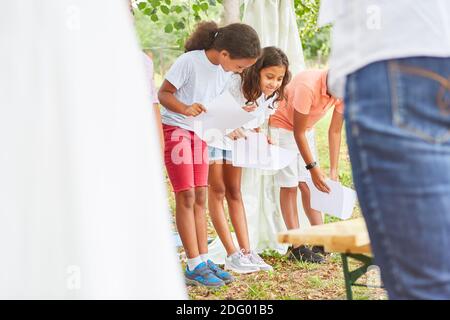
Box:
[241,46,291,105]
[184,21,261,59]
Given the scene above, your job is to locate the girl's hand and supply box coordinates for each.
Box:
[254,130,273,144]
[227,128,247,140]
[184,103,206,117]
[330,169,339,182]
[242,103,257,112]
[310,167,330,193]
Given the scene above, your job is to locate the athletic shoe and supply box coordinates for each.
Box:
[224,251,260,274]
[246,250,273,271]
[206,259,234,284]
[287,245,325,264]
[185,262,225,287]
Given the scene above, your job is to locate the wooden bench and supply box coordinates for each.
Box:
[278,218,380,299]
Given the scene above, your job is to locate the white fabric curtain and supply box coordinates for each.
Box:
[208,0,308,263]
[243,0,305,74]
[0,0,186,299]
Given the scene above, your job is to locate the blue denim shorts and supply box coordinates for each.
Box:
[208,146,232,162]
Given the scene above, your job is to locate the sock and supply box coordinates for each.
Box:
[187,256,203,271]
[200,253,209,262]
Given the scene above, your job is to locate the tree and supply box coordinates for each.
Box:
[294,0,331,65]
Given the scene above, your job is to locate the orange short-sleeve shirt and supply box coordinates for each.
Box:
[269,69,344,131]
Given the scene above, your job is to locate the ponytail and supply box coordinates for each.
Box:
[184,21,219,52]
[185,21,261,60]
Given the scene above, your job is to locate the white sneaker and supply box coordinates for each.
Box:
[224,251,260,274]
[246,251,273,271]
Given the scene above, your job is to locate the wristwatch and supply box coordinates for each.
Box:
[305,161,317,170]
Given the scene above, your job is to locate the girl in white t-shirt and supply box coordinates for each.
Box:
[158,21,261,288]
[208,47,291,273]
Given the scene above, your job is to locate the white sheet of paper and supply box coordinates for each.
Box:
[184,90,257,149]
[232,132,298,170]
[305,177,357,220]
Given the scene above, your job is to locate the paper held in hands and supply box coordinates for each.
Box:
[184,90,257,150]
[305,177,357,220]
[231,132,298,170]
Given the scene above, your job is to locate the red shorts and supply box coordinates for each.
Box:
[163,124,209,193]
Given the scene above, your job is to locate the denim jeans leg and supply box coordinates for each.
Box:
[344,57,450,299]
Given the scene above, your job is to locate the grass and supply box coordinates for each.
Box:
[185,253,385,300]
[167,110,387,300]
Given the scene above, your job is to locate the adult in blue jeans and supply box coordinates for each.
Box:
[320,0,450,299]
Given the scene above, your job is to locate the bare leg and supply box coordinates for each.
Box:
[223,164,250,253]
[299,182,323,225]
[279,187,300,230]
[208,162,238,256]
[175,189,199,259]
[194,186,209,255]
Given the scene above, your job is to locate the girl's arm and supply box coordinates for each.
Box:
[328,109,344,181]
[158,80,206,116]
[293,110,330,193]
[152,103,164,154]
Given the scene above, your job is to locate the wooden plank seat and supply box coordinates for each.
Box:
[277,218,371,254]
[278,218,380,299]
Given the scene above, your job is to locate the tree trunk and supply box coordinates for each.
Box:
[222,0,240,25]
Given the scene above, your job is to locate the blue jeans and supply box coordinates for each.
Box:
[344,57,450,299]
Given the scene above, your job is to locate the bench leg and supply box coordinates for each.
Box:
[341,253,375,300]
[341,254,353,300]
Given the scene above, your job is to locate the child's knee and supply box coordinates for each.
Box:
[177,189,195,208]
[195,188,207,207]
[209,184,226,201]
[226,187,242,201]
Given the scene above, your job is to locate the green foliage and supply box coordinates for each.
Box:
[133,0,223,78]
[294,0,331,64]
[134,0,331,76]
[135,0,223,49]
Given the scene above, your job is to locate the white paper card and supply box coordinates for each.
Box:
[184,90,257,149]
[232,132,298,170]
[305,177,357,220]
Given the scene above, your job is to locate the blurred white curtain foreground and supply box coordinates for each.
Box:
[0,0,186,299]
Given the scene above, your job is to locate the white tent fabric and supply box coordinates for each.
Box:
[208,0,308,263]
[0,0,186,299]
[242,0,305,75]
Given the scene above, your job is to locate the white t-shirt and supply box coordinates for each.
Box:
[227,74,277,130]
[319,0,450,97]
[160,50,233,130]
